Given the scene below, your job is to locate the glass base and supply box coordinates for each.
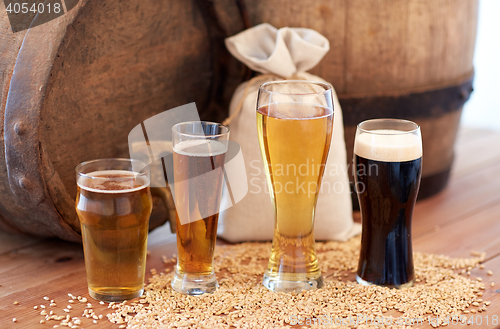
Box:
[356,274,415,289]
[171,268,218,295]
[263,270,323,293]
[89,287,143,302]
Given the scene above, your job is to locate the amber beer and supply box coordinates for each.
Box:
[354,120,422,288]
[173,140,226,274]
[76,160,152,302]
[170,122,229,295]
[257,88,333,292]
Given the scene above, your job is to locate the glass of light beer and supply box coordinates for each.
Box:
[256,81,334,292]
[170,121,229,295]
[76,158,152,301]
[354,119,422,288]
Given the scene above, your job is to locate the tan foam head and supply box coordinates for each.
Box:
[354,129,422,162]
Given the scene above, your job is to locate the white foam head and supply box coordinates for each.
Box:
[354,129,422,162]
[77,170,150,193]
[174,139,227,157]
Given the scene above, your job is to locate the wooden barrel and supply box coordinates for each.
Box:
[0,0,244,241]
[228,0,478,204]
[0,0,479,240]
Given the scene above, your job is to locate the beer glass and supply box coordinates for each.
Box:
[76,158,152,301]
[257,81,334,292]
[171,121,229,295]
[354,119,422,288]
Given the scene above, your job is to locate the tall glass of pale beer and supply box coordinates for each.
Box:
[76,158,152,301]
[170,121,229,295]
[354,119,422,288]
[257,81,334,292]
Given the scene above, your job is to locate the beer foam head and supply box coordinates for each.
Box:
[174,139,227,156]
[354,130,422,162]
[78,170,150,193]
[259,103,333,120]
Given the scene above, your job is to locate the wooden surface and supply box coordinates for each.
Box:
[1,125,500,328]
[240,0,478,96]
[0,0,237,242]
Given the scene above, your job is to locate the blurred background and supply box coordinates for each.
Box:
[462,0,500,130]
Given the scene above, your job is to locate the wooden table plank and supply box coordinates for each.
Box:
[412,162,500,238]
[0,240,84,298]
[0,239,176,329]
[414,202,500,261]
[0,231,40,255]
[1,272,90,329]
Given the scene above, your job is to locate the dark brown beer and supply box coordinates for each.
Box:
[173,140,226,275]
[354,130,422,288]
[76,170,152,301]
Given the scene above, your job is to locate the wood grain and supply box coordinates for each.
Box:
[40,0,215,238]
[241,0,478,95]
[414,202,500,260]
[0,240,84,298]
[412,127,500,236]
[0,0,228,241]
[0,1,30,235]
[412,161,500,237]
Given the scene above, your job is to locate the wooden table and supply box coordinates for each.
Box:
[1,126,500,328]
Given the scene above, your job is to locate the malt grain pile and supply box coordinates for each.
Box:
[107,238,489,328]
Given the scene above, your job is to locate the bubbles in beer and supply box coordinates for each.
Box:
[354,129,422,162]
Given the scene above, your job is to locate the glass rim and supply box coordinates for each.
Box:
[171,121,230,138]
[357,118,420,135]
[259,80,333,96]
[75,158,150,179]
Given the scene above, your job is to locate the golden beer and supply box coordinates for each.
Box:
[170,122,229,295]
[256,80,334,292]
[76,164,152,302]
[257,103,333,288]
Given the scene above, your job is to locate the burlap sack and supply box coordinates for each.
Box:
[218,23,361,242]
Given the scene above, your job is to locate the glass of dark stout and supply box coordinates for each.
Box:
[354,119,422,288]
[76,158,152,301]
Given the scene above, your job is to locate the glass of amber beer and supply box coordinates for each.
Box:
[170,121,229,295]
[354,119,422,288]
[257,81,334,292]
[76,158,152,301]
